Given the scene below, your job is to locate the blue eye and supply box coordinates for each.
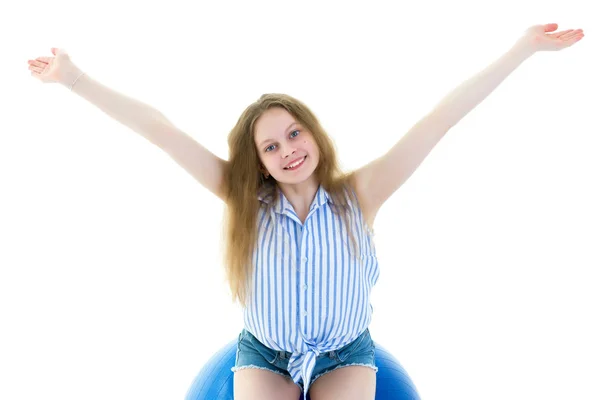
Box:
[265,130,300,152]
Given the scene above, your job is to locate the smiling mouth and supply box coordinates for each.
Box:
[284,156,307,170]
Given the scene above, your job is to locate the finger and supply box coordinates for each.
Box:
[552,29,574,37]
[572,33,584,42]
[28,60,46,67]
[29,65,44,74]
[563,29,583,36]
[561,30,583,41]
[557,34,584,48]
[557,29,579,38]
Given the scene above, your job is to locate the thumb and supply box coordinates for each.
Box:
[51,47,69,57]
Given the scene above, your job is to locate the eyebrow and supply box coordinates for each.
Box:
[258,122,298,148]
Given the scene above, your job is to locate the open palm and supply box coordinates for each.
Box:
[520,23,585,52]
[27,48,73,84]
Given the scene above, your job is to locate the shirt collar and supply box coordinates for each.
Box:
[257,182,333,212]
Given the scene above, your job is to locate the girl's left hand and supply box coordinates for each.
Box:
[517,23,584,53]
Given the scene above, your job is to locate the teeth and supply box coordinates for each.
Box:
[285,157,304,169]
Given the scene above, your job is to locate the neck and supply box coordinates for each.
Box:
[276,177,320,209]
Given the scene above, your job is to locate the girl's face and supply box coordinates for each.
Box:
[254,107,320,184]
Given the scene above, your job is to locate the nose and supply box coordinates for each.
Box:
[281,146,297,159]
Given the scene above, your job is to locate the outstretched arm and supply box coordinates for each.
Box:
[352,23,584,222]
[430,24,583,128]
[28,48,229,202]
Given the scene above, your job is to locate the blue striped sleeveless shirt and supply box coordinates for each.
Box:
[242,183,380,398]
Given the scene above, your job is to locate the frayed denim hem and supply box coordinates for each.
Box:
[231,365,289,379]
[231,363,378,394]
[310,362,378,387]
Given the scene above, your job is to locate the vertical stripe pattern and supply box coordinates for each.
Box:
[243,184,380,399]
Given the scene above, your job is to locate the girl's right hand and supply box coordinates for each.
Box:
[27,47,82,86]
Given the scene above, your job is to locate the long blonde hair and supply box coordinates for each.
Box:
[221,93,366,308]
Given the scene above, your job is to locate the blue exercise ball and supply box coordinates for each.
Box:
[185,337,420,400]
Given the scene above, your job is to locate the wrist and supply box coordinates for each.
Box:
[58,63,85,90]
[510,39,537,60]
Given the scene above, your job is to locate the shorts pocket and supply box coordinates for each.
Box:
[334,329,371,362]
[257,342,279,364]
[237,329,247,348]
[265,349,279,364]
[241,329,280,364]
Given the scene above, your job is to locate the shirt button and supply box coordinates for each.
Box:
[302,311,307,317]
[303,284,308,290]
[301,257,308,262]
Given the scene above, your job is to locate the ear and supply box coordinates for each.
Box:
[259,164,270,178]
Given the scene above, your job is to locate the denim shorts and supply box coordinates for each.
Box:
[231,328,378,391]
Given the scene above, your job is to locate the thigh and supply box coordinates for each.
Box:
[309,329,378,400]
[232,329,301,400]
[308,365,376,400]
[234,368,301,400]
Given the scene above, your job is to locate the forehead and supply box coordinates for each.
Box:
[254,108,297,141]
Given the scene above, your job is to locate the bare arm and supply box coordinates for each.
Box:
[143,120,228,201]
[351,23,584,223]
[60,64,228,201]
[66,68,175,144]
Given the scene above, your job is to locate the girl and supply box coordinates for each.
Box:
[27,23,584,400]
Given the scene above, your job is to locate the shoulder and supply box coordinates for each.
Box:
[347,173,377,229]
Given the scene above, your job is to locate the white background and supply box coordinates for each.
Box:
[2,1,598,399]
